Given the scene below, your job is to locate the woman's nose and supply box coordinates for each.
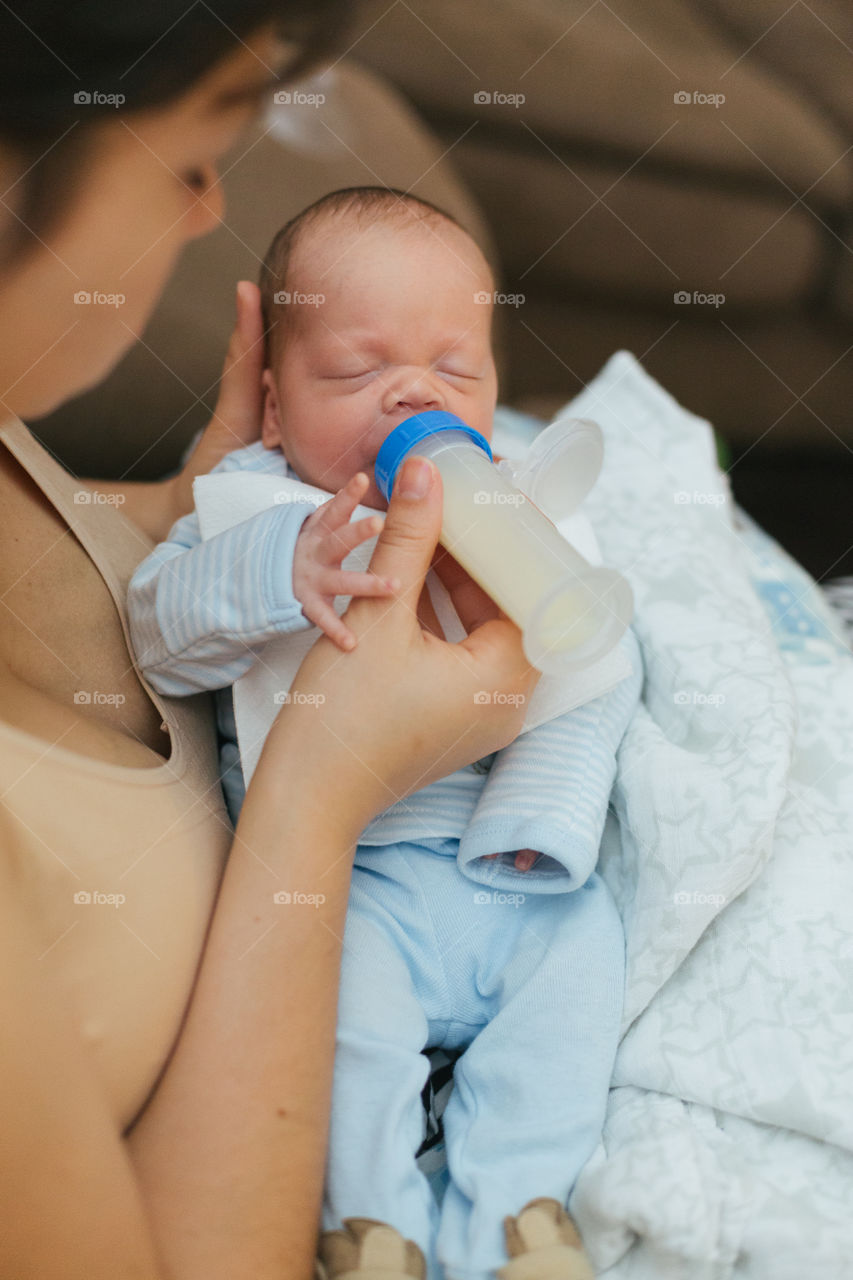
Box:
[381,369,446,416]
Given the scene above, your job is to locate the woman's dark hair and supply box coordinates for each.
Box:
[0,0,351,262]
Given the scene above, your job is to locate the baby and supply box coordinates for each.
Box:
[128,187,642,1280]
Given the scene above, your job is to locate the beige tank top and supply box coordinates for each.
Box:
[0,420,232,1132]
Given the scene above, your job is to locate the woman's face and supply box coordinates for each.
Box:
[0,29,285,419]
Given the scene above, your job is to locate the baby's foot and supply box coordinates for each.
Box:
[317,1216,426,1279]
[499,1197,595,1279]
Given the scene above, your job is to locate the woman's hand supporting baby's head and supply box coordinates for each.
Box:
[265,455,538,840]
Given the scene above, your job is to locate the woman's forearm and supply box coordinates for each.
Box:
[125,723,359,1280]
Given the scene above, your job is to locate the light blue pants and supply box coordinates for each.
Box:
[323,839,625,1280]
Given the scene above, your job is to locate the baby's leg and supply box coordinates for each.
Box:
[437,873,624,1280]
[323,862,445,1276]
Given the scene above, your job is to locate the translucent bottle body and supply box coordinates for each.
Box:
[376,417,632,673]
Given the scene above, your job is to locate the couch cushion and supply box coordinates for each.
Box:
[506,293,853,450]
[353,0,853,202]
[705,0,853,140]
[454,135,822,306]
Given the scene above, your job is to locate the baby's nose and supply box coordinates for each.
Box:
[380,368,446,416]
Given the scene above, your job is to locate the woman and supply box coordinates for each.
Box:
[0,5,535,1277]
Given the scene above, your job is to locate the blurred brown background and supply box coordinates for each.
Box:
[34,0,853,577]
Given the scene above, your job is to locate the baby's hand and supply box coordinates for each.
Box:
[482,849,541,872]
[292,472,400,652]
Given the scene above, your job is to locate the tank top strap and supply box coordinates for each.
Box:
[0,417,156,614]
[0,416,220,791]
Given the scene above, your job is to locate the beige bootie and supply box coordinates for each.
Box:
[316,1217,427,1280]
[498,1198,595,1280]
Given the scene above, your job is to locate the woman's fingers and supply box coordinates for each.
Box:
[430,545,503,633]
[351,457,443,623]
[460,614,538,692]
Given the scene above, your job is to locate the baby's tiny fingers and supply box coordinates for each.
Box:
[322,569,400,599]
[322,514,384,562]
[314,472,369,529]
[300,597,357,652]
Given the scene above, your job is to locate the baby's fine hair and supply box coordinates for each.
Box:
[258,186,477,365]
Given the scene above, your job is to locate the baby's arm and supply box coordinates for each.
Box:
[129,473,397,694]
[128,502,317,695]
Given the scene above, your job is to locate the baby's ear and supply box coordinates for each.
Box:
[260,368,283,449]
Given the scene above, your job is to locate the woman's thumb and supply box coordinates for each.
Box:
[365,458,443,612]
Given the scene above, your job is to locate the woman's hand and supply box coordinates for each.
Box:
[169,281,265,521]
[265,455,539,841]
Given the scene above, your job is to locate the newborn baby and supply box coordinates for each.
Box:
[128,187,642,1280]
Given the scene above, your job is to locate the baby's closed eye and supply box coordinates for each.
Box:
[324,367,378,382]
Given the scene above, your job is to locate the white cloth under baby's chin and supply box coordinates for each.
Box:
[194,468,631,787]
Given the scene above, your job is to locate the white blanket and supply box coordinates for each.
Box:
[558,352,853,1278]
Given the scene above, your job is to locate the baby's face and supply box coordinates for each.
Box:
[261,218,498,509]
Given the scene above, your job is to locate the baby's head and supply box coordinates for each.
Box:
[258,187,498,509]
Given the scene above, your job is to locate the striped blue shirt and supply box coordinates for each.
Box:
[128,442,643,893]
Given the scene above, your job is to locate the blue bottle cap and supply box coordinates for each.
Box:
[374,410,493,501]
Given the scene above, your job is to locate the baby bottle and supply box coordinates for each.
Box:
[374,410,633,675]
